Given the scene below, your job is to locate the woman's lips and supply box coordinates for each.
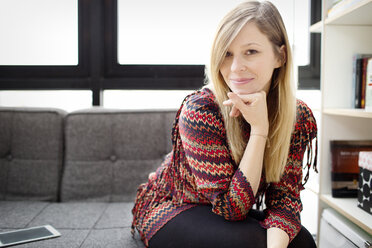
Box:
[230,78,254,85]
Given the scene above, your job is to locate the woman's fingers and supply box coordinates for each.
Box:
[227,92,256,110]
[223,99,241,117]
[222,99,232,106]
[223,91,267,120]
[148,172,156,180]
[229,92,266,105]
[230,106,240,117]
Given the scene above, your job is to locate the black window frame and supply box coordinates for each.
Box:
[0,0,90,83]
[0,0,319,106]
[297,0,321,90]
[0,0,205,105]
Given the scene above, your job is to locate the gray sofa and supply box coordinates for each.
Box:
[0,106,177,248]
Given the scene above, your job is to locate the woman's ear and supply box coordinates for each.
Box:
[280,45,287,64]
[275,45,286,68]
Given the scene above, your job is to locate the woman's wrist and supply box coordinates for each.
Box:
[250,127,268,139]
[250,133,268,140]
[250,125,268,137]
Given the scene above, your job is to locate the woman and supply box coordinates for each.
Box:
[132,1,317,247]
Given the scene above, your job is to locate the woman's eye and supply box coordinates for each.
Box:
[225,51,232,57]
[246,49,258,55]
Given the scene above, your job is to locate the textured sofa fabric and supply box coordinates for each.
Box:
[0,107,177,248]
[0,107,66,201]
[0,202,142,247]
[61,108,175,202]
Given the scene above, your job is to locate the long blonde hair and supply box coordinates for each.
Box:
[206,1,296,182]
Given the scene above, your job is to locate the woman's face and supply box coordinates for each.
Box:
[220,21,283,95]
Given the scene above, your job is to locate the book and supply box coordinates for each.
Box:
[366,58,372,111]
[330,140,372,198]
[352,54,372,108]
[360,57,369,108]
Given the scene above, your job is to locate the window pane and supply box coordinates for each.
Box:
[0,0,78,65]
[0,91,92,112]
[118,0,248,65]
[294,0,310,66]
[117,0,309,66]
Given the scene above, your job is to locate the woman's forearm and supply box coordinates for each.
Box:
[267,227,289,248]
[225,91,269,195]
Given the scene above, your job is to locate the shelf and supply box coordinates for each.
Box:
[317,0,372,244]
[325,0,372,25]
[310,21,322,33]
[320,194,372,235]
[323,108,372,118]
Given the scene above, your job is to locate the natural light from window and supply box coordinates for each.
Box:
[117,0,310,66]
[0,0,78,65]
[0,0,315,113]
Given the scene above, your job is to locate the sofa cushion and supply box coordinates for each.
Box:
[95,202,133,228]
[0,228,143,248]
[0,201,143,248]
[0,107,66,201]
[27,202,107,229]
[0,228,92,248]
[0,201,49,229]
[61,108,176,202]
[81,228,144,248]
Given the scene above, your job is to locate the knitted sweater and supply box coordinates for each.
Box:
[131,88,317,247]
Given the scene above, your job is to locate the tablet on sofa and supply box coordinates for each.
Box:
[0,225,61,247]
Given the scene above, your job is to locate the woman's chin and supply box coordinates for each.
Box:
[231,88,256,95]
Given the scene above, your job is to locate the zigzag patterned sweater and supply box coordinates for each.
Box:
[131,88,317,247]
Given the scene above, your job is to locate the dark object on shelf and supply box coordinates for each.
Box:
[331,140,372,198]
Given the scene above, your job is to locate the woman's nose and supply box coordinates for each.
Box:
[230,55,247,72]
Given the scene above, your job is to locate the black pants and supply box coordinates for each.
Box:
[149,205,316,248]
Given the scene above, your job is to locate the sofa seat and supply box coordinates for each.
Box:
[0,107,177,248]
[0,201,144,247]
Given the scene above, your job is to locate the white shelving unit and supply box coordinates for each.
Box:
[311,0,372,244]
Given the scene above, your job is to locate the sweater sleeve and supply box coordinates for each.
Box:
[178,92,255,221]
[260,100,318,242]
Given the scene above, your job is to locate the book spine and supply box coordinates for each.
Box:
[360,58,369,109]
[352,54,360,108]
[366,58,372,111]
[352,54,372,108]
[355,58,363,108]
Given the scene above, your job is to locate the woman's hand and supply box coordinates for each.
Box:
[148,172,156,180]
[223,91,269,136]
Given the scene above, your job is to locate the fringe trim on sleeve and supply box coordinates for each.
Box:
[302,129,318,186]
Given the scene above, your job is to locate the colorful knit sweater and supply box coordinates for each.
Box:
[131,88,317,247]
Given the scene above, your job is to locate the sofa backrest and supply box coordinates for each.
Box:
[60,108,177,202]
[0,107,66,201]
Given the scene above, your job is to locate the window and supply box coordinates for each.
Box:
[0,0,318,110]
[117,0,310,66]
[0,0,78,65]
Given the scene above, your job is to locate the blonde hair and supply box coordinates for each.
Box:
[206,1,296,182]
